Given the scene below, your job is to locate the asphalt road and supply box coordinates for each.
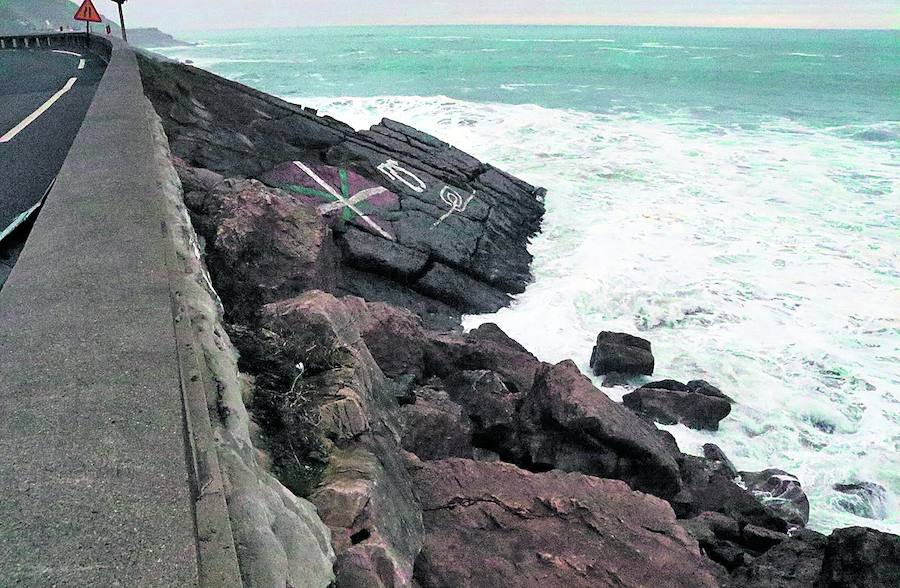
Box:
[0,47,105,234]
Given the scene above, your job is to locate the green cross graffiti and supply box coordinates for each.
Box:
[284,168,356,223]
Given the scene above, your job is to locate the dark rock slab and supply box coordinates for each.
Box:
[623,379,732,431]
[589,331,654,375]
[817,526,900,588]
[741,469,810,529]
[673,456,791,533]
[138,55,546,320]
[408,458,719,588]
[725,528,827,588]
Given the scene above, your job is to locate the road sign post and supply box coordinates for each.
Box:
[111,1,128,43]
[74,0,103,45]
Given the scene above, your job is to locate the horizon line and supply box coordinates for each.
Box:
[164,22,897,33]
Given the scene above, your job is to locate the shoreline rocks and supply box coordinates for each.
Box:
[589,331,655,376]
[138,52,900,588]
[409,457,719,588]
[623,379,733,431]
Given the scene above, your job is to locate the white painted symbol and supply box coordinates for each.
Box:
[292,161,394,241]
[431,186,475,229]
[376,159,427,193]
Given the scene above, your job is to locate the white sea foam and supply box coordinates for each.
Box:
[785,52,825,57]
[289,94,900,534]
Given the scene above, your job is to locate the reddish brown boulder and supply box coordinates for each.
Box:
[408,458,718,588]
[204,179,340,319]
[342,296,430,381]
[401,387,473,460]
[519,360,683,499]
[426,323,544,394]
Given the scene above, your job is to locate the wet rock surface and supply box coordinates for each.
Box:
[408,457,719,588]
[589,331,654,375]
[623,379,733,430]
[741,468,810,529]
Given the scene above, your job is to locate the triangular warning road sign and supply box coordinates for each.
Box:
[74,0,103,23]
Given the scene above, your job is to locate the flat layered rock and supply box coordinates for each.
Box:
[409,458,718,588]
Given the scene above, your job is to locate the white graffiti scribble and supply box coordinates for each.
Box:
[376,159,427,193]
[431,186,475,229]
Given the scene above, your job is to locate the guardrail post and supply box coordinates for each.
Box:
[1,40,5,49]
[12,39,17,48]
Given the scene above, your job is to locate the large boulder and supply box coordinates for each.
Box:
[426,323,544,395]
[741,469,810,528]
[725,528,827,588]
[408,458,719,588]
[192,179,340,320]
[623,379,733,431]
[589,331,654,376]
[519,360,683,499]
[342,296,430,381]
[817,526,900,588]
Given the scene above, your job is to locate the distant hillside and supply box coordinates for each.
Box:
[0,0,120,35]
[0,0,191,47]
[128,28,194,48]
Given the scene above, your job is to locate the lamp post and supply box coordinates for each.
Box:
[111,0,128,43]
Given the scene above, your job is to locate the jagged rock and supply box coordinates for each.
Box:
[192,179,340,320]
[741,469,810,528]
[817,526,900,588]
[256,292,423,587]
[589,331,654,375]
[174,157,223,193]
[426,323,543,395]
[833,482,890,520]
[400,387,473,460]
[443,370,521,432]
[726,528,827,588]
[703,443,738,477]
[408,458,719,588]
[674,456,791,533]
[139,55,546,319]
[741,524,789,552]
[342,296,430,381]
[623,380,732,431]
[519,360,683,498]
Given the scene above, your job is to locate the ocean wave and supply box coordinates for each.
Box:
[287,92,900,535]
[500,38,616,43]
[784,52,825,57]
[641,42,687,49]
[410,35,472,40]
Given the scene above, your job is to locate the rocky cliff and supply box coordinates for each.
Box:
[137,53,900,588]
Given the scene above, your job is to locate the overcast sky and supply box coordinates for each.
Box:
[92,1,897,31]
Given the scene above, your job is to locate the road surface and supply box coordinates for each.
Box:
[0,46,105,284]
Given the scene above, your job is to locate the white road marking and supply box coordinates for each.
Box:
[52,49,82,57]
[0,77,77,144]
[78,59,86,70]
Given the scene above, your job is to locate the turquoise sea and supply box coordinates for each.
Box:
[156,26,900,533]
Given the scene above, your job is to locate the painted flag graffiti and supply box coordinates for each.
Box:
[259,161,399,241]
